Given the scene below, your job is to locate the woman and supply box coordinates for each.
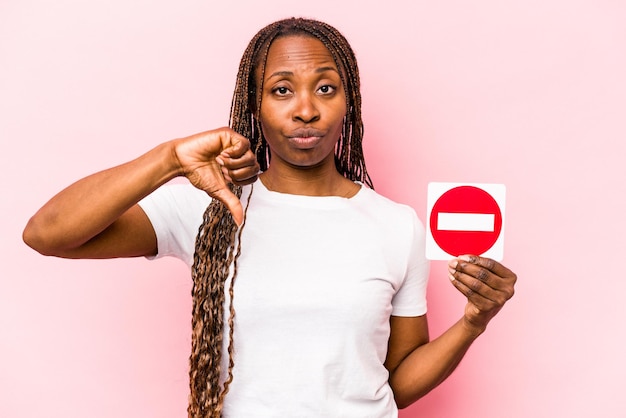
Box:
[23,17,516,418]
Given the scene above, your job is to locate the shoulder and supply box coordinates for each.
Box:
[143,182,210,206]
[137,183,212,267]
[138,182,212,225]
[352,187,426,256]
[356,186,421,225]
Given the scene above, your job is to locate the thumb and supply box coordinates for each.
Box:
[210,187,244,227]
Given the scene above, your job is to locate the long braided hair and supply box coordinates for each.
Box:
[187,17,373,417]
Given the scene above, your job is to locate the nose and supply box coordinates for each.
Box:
[292,92,320,124]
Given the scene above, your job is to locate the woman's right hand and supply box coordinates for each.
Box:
[173,127,260,225]
[23,128,260,258]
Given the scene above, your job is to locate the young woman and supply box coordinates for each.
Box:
[23,17,517,418]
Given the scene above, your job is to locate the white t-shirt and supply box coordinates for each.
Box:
[139,181,430,417]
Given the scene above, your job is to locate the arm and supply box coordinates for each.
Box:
[23,128,259,259]
[385,256,517,408]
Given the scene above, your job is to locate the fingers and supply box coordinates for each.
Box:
[220,131,251,158]
[217,131,260,186]
[211,131,257,224]
[210,187,245,227]
[448,255,517,333]
[458,255,517,282]
[216,150,260,186]
[448,255,516,309]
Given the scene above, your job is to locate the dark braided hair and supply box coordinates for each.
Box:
[187,17,373,417]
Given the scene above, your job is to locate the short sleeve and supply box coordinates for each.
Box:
[138,184,211,268]
[390,209,430,317]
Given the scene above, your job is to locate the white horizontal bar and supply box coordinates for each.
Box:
[437,212,495,232]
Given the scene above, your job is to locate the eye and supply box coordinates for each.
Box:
[317,85,336,95]
[272,86,291,96]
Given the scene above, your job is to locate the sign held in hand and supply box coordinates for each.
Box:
[425,182,506,261]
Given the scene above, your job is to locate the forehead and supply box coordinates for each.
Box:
[264,35,338,73]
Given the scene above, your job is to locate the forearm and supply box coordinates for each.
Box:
[23,141,181,254]
[389,317,484,408]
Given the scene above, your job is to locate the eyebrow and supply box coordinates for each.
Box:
[266,66,340,80]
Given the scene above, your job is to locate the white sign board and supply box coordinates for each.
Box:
[425,182,506,261]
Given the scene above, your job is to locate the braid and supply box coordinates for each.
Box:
[188,187,240,418]
[187,17,372,417]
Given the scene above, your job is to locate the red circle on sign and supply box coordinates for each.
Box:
[430,186,502,257]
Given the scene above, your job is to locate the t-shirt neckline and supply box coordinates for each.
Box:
[248,178,365,209]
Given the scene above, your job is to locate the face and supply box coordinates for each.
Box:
[257,35,347,171]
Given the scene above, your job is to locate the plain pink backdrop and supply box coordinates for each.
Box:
[2,0,625,417]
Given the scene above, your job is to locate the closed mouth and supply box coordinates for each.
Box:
[287,128,326,139]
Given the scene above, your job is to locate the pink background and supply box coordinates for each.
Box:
[2,0,625,417]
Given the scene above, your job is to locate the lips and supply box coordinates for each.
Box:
[286,128,326,148]
[287,128,326,139]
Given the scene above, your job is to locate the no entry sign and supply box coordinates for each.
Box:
[425,182,506,261]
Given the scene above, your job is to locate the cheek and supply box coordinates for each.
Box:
[259,115,279,145]
[333,102,347,127]
[336,97,347,119]
[258,106,275,132]
[259,98,281,123]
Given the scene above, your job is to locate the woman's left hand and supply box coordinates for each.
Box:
[448,255,517,336]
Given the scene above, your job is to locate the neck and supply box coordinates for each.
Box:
[260,164,359,197]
